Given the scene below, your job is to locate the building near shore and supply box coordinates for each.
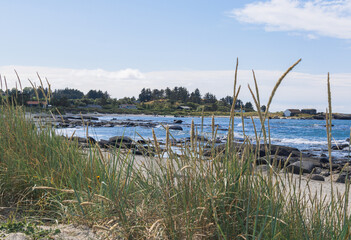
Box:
[301,109,317,115]
[119,104,137,109]
[178,106,191,110]
[26,101,48,108]
[284,109,301,117]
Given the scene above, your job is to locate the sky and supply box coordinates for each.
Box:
[1,0,351,112]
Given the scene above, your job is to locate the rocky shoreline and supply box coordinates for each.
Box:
[32,113,351,184]
[68,135,351,185]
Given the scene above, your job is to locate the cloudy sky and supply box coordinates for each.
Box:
[1,0,351,112]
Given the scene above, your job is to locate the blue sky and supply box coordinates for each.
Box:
[1,0,351,112]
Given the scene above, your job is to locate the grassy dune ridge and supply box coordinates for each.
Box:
[1,60,351,239]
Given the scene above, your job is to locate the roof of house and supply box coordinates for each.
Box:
[26,101,47,105]
[286,109,301,113]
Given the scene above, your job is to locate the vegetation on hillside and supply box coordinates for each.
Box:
[1,79,257,114]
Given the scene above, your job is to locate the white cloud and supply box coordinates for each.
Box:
[231,0,351,39]
[1,65,351,113]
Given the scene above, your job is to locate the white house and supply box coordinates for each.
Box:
[284,109,301,117]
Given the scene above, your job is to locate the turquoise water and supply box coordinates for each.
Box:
[58,115,351,152]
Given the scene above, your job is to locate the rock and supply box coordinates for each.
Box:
[322,163,341,171]
[173,120,183,124]
[137,139,148,145]
[312,115,325,120]
[81,115,99,121]
[203,142,244,156]
[333,113,351,120]
[69,136,87,143]
[87,137,96,144]
[98,139,110,148]
[310,174,325,181]
[108,136,133,144]
[286,161,317,174]
[256,155,289,168]
[331,144,349,150]
[336,173,351,183]
[169,125,183,131]
[313,167,323,174]
[259,144,300,157]
[319,157,329,164]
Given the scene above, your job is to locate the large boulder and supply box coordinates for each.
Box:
[169,125,183,131]
[331,144,349,150]
[256,155,290,168]
[336,173,351,183]
[108,136,134,148]
[286,161,317,174]
[310,174,325,181]
[98,139,110,148]
[109,136,133,144]
[258,144,300,157]
[174,120,183,124]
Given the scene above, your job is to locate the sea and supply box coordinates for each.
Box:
[58,115,351,158]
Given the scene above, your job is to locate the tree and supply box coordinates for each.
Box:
[86,90,106,99]
[220,96,233,106]
[138,88,152,102]
[244,102,254,111]
[190,88,201,104]
[235,99,243,109]
[203,92,217,104]
[52,88,84,100]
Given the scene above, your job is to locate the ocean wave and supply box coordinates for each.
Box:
[271,137,347,146]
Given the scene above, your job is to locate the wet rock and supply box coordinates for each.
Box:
[310,174,325,181]
[169,125,183,131]
[333,113,351,120]
[174,120,183,124]
[312,115,325,120]
[331,144,349,150]
[319,157,329,164]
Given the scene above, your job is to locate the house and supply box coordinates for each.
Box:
[301,109,317,115]
[177,106,191,110]
[26,101,48,108]
[234,109,245,113]
[86,104,102,109]
[119,104,137,110]
[284,109,301,117]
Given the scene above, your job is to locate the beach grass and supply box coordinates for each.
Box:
[1,61,351,239]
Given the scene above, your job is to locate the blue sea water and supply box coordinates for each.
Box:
[58,115,351,154]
